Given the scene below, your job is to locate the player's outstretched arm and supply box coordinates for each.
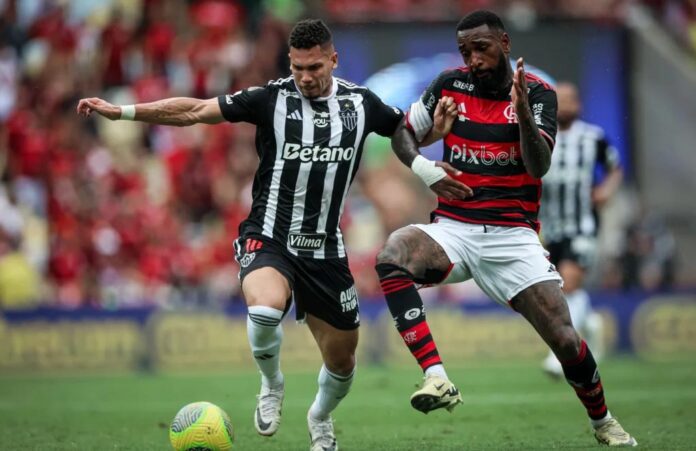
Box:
[510,57,552,178]
[391,118,473,201]
[76,97,225,126]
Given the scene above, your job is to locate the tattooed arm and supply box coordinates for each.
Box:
[510,58,553,178]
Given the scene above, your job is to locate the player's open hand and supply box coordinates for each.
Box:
[76,97,121,120]
[430,162,473,200]
[510,57,529,113]
[431,96,457,140]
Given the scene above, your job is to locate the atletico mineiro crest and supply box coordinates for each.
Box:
[339,105,358,131]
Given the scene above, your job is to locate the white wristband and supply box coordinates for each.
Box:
[120,104,136,120]
[411,155,447,186]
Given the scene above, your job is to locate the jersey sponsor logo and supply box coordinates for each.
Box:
[339,286,358,312]
[449,144,520,166]
[287,232,327,251]
[504,103,518,123]
[532,103,543,126]
[425,93,436,110]
[404,307,422,320]
[453,80,475,92]
[313,111,331,128]
[282,143,355,163]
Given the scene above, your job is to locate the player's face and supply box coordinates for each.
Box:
[556,82,581,127]
[456,25,511,91]
[289,45,338,99]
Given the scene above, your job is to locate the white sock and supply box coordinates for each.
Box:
[247,305,284,388]
[425,364,448,379]
[590,410,613,428]
[309,365,355,421]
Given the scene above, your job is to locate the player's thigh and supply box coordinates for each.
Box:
[511,280,581,359]
[476,227,563,306]
[236,236,293,310]
[377,225,453,282]
[305,314,358,375]
[242,267,292,310]
[293,257,360,332]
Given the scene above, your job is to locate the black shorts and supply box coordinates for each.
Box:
[234,234,359,330]
[546,236,597,269]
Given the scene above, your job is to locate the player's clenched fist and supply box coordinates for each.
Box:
[76,97,121,120]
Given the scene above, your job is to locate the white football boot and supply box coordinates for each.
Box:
[307,411,338,451]
[254,382,284,436]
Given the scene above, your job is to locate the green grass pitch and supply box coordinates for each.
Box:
[1,358,694,450]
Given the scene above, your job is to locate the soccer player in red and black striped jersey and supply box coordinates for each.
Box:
[375,10,637,447]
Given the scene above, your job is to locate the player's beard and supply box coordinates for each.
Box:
[474,52,509,93]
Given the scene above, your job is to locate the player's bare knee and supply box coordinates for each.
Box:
[243,288,287,310]
[325,353,356,377]
[376,234,407,268]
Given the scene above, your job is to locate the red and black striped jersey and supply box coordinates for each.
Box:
[406,67,557,231]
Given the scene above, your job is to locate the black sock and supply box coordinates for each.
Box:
[561,340,608,420]
[376,263,443,371]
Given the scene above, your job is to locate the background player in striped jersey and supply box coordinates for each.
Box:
[375,10,636,446]
[77,19,406,451]
[538,81,623,378]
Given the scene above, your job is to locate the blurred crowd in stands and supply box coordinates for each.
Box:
[0,0,684,310]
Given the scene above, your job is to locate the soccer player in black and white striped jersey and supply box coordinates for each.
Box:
[77,19,407,451]
[538,81,623,379]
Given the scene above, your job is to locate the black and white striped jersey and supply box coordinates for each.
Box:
[217,76,403,259]
[539,120,621,242]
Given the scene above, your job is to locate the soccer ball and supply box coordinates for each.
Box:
[169,401,234,450]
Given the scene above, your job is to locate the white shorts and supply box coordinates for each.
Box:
[413,217,563,307]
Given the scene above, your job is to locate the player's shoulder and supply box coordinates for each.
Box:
[435,67,472,84]
[264,76,296,92]
[335,77,369,94]
[525,72,555,92]
[573,120,606,139]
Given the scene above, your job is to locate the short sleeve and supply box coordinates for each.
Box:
[364,89,404,137]
[217,86,270,125]
[405,72,448,142]
[528,83,558,149]
[596,137,621,170]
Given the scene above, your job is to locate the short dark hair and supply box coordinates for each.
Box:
[456,10,506,33]
[288,19,333,49]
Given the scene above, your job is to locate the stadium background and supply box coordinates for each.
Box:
[0,0,695,449]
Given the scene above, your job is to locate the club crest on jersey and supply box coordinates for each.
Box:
[313,111,330,128]
[504,103,518,123]
[339,106,358,131]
